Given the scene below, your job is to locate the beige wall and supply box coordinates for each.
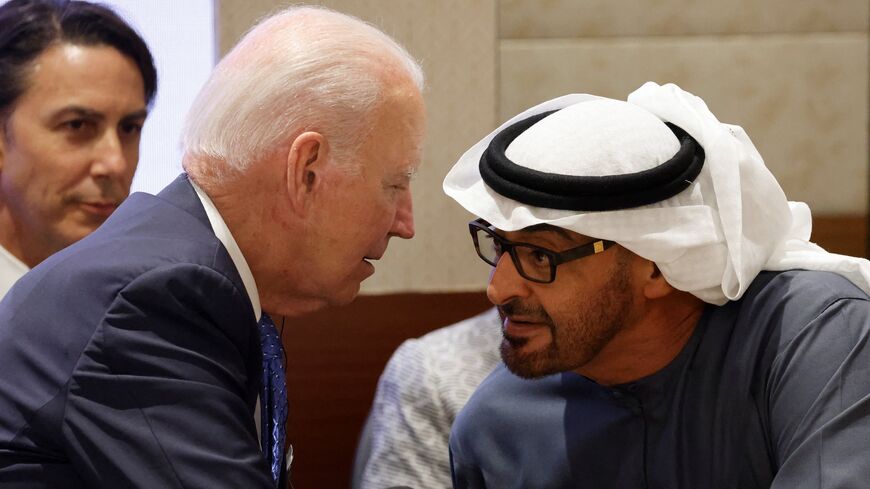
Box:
[499,0,869,217]
[218,0,498,294]
[218,0,868,294]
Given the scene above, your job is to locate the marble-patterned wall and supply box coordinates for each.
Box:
[217,0,867,294]
[499,0,869,216]
[499,0,868,37]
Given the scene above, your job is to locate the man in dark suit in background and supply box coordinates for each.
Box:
[0,5,426,489]
[0,0,156,298]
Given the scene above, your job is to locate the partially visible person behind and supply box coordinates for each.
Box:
[444,82,870,488]
[0,5,424,489]
[0,0,156,297]
[354,307,502,489]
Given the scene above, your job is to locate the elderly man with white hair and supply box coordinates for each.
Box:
[0,6,425,489]
[445,83,870,489]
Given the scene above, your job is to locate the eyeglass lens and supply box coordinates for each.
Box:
[474,228,552,282]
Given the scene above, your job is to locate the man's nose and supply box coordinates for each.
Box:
[90,131,132,179]
[486,252,529,306]
[389,190,414,239]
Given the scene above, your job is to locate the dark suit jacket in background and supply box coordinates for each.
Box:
[0,174,276,488]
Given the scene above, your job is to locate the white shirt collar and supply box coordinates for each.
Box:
[190,179,262,321]
[0,243,28,300]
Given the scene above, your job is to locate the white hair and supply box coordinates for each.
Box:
[181,5,424,178]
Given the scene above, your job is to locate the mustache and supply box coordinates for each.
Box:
[498,300,554,325]
[498,301,555,348]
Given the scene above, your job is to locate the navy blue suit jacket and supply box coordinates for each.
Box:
[0,175,277,488]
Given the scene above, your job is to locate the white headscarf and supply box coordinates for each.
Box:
[443,82,870,305]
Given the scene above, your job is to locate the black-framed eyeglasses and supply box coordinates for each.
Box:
[468,218,615,284]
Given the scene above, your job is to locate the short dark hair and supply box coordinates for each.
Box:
[0,0,157,120]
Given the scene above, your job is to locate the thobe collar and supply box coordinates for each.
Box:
[190,179,262,321]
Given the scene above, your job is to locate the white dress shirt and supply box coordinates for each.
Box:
[190,179,261,321]
[191,179,269,442]
[0,244,29,300]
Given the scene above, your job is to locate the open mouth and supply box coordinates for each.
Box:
[504,317,544,331]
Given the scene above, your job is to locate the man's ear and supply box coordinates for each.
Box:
[285,131,327,216]
[642,261,675,299]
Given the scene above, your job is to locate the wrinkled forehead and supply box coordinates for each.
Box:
[505,98,679,177]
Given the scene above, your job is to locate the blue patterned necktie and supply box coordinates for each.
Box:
[259,314,288,486]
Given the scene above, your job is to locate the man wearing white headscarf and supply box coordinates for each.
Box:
[444,82,870,489]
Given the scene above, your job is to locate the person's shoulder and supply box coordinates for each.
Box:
[388,307,501,376]
[413,308,502,379]
[459,363,557,417]
[41,185,226,281]
[4,189,240,320]
[764,269,865,295]
[730,270,870,349]
[381,308,503,411]
[743,270,868,312]
[452,363,508,427]
[26,220,224,295]
[451,364,569,453]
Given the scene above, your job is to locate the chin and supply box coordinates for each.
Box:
[59,221,101,243]
[500,340,565,379]
[264,279,362,318]
[329,283,362,307]
[314,276,363,308]
[49,230,89,254]
[266,295,334,319]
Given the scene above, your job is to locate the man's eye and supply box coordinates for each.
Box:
[65,119,87,131]
[120,122,143,135]
[529,249,549,265]
[60,119,98,138]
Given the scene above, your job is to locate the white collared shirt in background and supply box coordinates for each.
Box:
[0,244,29,300]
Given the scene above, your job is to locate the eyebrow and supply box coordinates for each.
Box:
[121,109,149,121]
[522,223,577,241]
[392,166,419,184]
[52,106,148,122]
[406,163,421,180]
